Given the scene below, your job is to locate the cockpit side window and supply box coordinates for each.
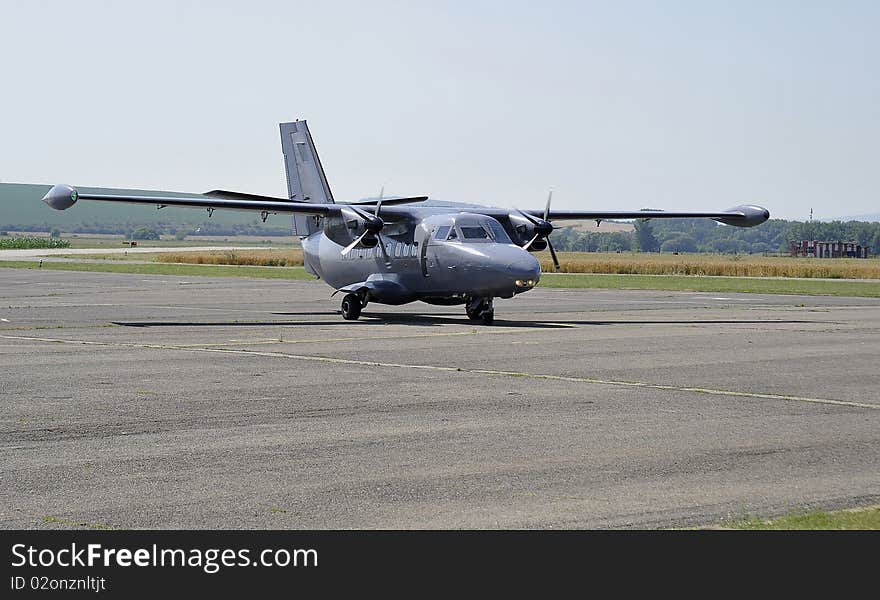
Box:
[434,226,450,240]
[460,226,490,240]
[447,228,458,241]
[486,220,512,243]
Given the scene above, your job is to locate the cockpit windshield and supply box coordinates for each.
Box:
[432,218,513,244]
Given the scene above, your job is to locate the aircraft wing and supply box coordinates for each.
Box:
[469,204,770,227]
[42,184,339,216]
[520,206,770,227]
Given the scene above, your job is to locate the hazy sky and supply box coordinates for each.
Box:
[2,0,878,219]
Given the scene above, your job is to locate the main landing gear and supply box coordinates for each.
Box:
[341,293,363,320]
[465,297,494,325]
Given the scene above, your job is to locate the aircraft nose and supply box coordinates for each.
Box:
[508,250,541,292]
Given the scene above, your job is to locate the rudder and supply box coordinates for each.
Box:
[280,120,333,235]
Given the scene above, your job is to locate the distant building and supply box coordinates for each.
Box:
[790,240,869,258]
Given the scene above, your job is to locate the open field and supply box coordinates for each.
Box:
[141,248,880,280]
[721,505,880,530]
[534,251,880,279]
[156,249,302,266]
[0,236,70,250]
[0,261,313,280]
[1,232,298,250]
[61,249,305,265]
[51,248,880,279]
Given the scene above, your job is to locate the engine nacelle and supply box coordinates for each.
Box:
[41,184,79,210]
[507,211,552,250]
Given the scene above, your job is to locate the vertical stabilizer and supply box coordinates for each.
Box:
[280,120,333,235]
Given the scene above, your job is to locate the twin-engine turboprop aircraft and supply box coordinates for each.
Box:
[42,120,770,324]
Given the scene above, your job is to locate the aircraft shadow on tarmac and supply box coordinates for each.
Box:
[111,314,822,329]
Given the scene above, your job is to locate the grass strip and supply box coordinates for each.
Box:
[539,273,880,297]
[0,260,312,280]
[721,505,880,530]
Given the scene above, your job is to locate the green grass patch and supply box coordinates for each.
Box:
[539,273,880,297]
[0,260,313,280]
[0,236,70,249]
[62,236,297,249]
[722,505,880,530]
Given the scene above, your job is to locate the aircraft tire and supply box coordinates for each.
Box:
[479,310,494,325]
[341,293,362,320]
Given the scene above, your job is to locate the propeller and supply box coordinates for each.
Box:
[341,187,391,267]
[516,190,560,272]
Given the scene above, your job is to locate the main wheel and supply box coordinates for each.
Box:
[341,293,362,320]
[466,297,495,325]
[466,297,489,321]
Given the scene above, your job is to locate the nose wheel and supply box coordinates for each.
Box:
[341,293,363,320]
[465,297,494,325]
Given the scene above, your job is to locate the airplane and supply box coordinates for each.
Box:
[41,120,770,324]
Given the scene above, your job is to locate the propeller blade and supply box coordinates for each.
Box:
[521,233,540,250]
[547,237,560,272]
[515,207,540,225]
[544,190,553,221]
[349,205,375,222]
[377,234,392,267]
[375,186,384,220]
[342,231,369,256]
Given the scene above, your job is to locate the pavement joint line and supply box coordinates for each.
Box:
[175,330,503,347]
[3,333,878,411]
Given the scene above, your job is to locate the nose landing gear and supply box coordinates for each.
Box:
[341,293,363,320]
[465,297,494,325]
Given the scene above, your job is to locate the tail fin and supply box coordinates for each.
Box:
[280,120,333,236]
[280,120,334,204]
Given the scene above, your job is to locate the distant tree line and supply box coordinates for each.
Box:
[550,218,880,255]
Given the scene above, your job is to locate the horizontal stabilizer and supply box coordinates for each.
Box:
[204,190,289,202]
[346,196,428,206]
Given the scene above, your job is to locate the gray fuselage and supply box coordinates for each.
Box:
[301,207,541,306]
